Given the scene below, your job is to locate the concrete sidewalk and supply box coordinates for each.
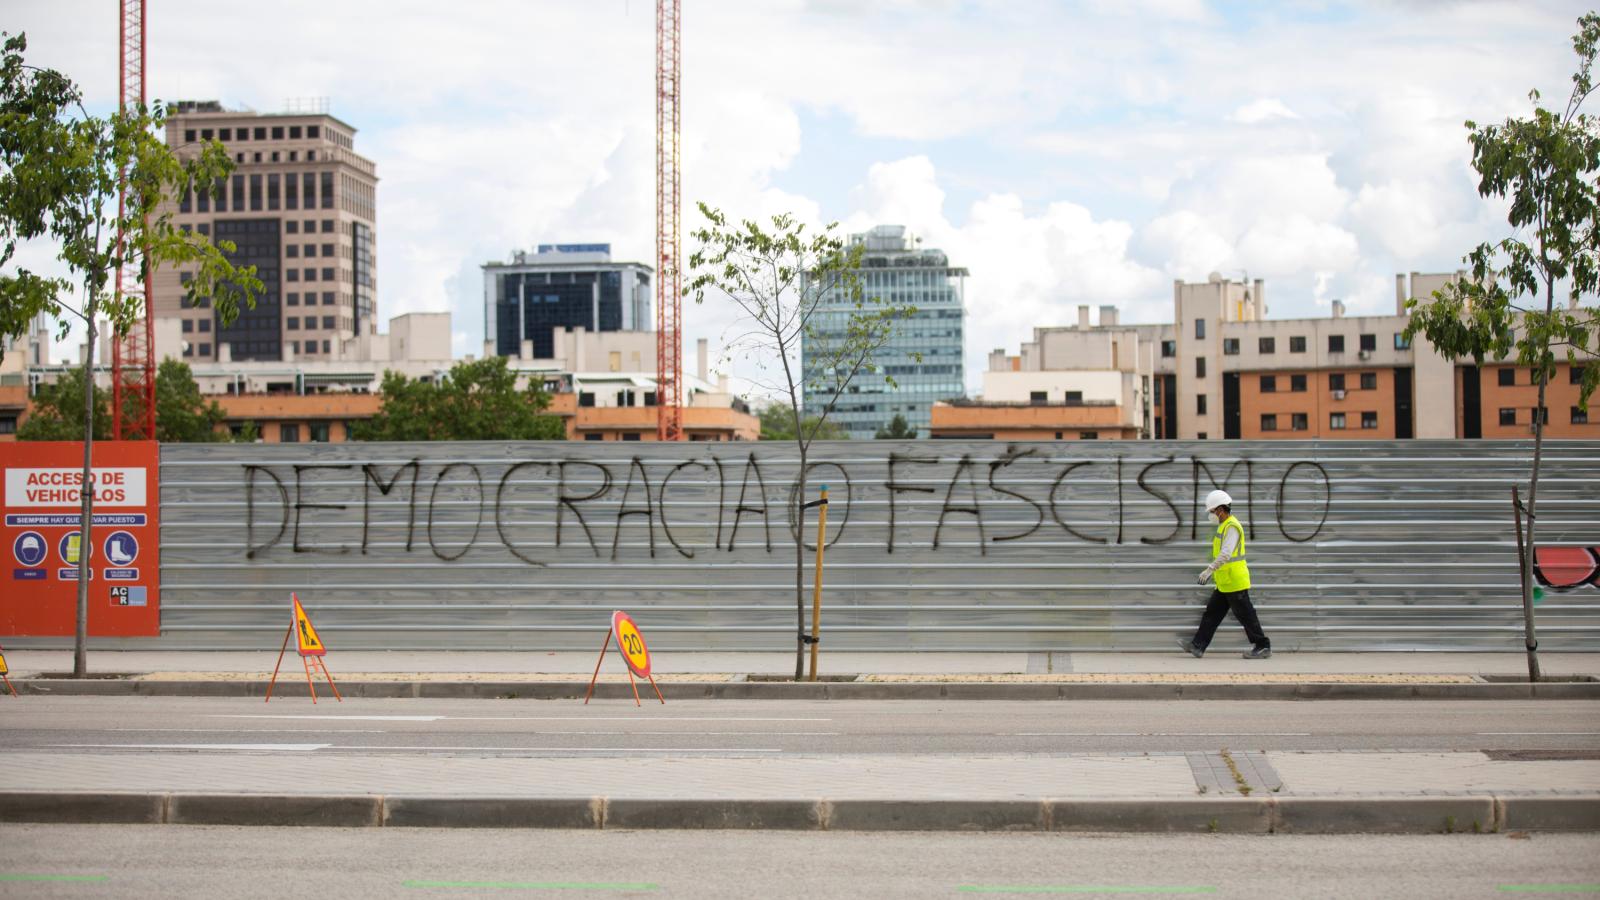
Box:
[6,649,1599,678]
[6,650,1597,700]
[3,749,1596,833]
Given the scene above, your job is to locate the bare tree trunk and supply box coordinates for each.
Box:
[1519,279,1558,683]
[794,441,807,681]
[73,306,97,678]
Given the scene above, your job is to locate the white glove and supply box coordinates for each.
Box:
[1196,569,1211,585]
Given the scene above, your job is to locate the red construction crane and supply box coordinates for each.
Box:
[654,0,683,441]
[111,0,156,440]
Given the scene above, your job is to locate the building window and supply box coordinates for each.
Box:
[1290,374,1307,392]
[286,317,299,330]
[271,126,284,140]
[1498,367,1516,386]
[1329,373,1346,392]
[622,432,642,441]
[1161,340,1176,358]
[290,126,303,139]
[1360,333,1377,352]
[0,415,17,435]
[1361,411,1378,429]
[578,392,596,408]
[1499,408,1517,426]
[309,422,330,442]
[1196,394,1207,415]
[197,343,210,356]
[1572,366,1586,384]
[181,319,193,333]
[280,424,300,443]
[1574,406,1589,425]
[321,267,334,282]
[1195,357,1206,378]
[1535,406,1550,425]
[1222,338,1240,355]
[1260,375,1276,393]
[1360,371,1377,390]
[1395,332,1411,350]
[198,319,210,333]
[287,292,299,306]
[1291,413,1308,431]
[322,291,335,305]
[1079,431,1099,440]
[308,125,320,139]
[287,269,299,282]
[321,316,335,330]
[1259,337,1276,354]
[1261,414,1278,432]
[1197,432,1208,440]
[1329,335,1345,353]
[322,243,334,257]
[1029,391,1048,405]
[305,244,317,257]
[322,219,335,232]
[1290,336,1307,353]
[287,245,299,258]
[287,221,299,234]
[249,174,262,210]
[253,127,266,140]
[1330,412,1347,430]
[584,433,604,441]
[184,129,196,143]
[1195,318,1205,339]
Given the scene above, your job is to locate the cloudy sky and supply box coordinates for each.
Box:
[7,0,1592,394]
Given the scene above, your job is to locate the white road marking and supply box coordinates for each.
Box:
[1476,732,1600,736]
[328,746,784,753]
[105,728,387,734]
[207,715,444,722]
[1003,732,1313,737]
[56,743,331,751]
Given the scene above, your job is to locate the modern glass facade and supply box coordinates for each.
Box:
[803,226,967,439]
[484,247,652,360]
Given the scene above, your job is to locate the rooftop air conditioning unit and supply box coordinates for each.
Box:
[1358,350,1372,360]
[1332,389,1347,400]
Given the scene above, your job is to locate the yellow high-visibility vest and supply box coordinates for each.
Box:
[1211,515,1251,593]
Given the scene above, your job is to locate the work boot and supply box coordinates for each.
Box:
[1242,646,1272,659]
[1179,638,1204,658]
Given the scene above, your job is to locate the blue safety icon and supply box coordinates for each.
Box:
[103,530,139,566]
[13,531,47,567]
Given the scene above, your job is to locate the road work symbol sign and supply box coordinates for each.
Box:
[612,610,653,678]
[293,596,326,657]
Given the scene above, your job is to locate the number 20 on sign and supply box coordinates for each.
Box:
[584,610,664,707]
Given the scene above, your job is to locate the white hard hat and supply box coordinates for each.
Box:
[1205,489,1233,512]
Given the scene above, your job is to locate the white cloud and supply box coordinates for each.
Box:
[1229,98,1300,124]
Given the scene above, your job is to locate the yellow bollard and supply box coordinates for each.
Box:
[808,485,829,682]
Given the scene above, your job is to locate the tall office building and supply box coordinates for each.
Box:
[803,225,967,439]
[157,101,379,363]
[483,245,653,360]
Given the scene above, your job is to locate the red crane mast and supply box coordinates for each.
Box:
[654,0,683,441]
[111,0,156,440]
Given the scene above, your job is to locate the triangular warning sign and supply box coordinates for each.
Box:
[292,595,326,657]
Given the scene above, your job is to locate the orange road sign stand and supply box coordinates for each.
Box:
[265,594,341,704]
[584,612,665,707]
[0,643,15,698]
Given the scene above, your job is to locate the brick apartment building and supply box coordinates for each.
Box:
[933,273,1595,441]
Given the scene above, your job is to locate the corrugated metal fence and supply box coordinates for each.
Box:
[154,440,1600,652]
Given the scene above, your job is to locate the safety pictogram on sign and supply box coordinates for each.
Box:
[583,610,664,707]
[265,593,341,704]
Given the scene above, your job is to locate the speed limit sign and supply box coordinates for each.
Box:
[611,610,652,678]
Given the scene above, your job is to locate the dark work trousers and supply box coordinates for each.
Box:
[1192,588,1270,651]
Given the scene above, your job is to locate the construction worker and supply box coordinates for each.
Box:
[1181,489,1272,659]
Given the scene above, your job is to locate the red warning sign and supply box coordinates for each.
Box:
[266,593,341,704]
[584,609,664,707]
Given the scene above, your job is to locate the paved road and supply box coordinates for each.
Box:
[2,696,1597,756]
[1,825,1596,899]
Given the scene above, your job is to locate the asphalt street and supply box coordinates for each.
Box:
[1,825,1597,899]
[2,696,1597,757]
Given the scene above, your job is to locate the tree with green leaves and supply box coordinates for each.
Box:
[350,356,565,441]
[1,33,261,675]
[687,204,915,680]
[758,402,849,441]
[19,359,229,442]
[873,413,917,440]
[1404,12,1600,681]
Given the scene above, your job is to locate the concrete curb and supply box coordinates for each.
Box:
[1,791,1595,833]
[11,678,1600,701]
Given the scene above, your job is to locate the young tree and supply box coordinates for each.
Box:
[1404,12,1600,681]
[687,204,915,679]
[757,402,848,441]
[1,34,261,675]
[873,413,917,440]
[350,356,566,441]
